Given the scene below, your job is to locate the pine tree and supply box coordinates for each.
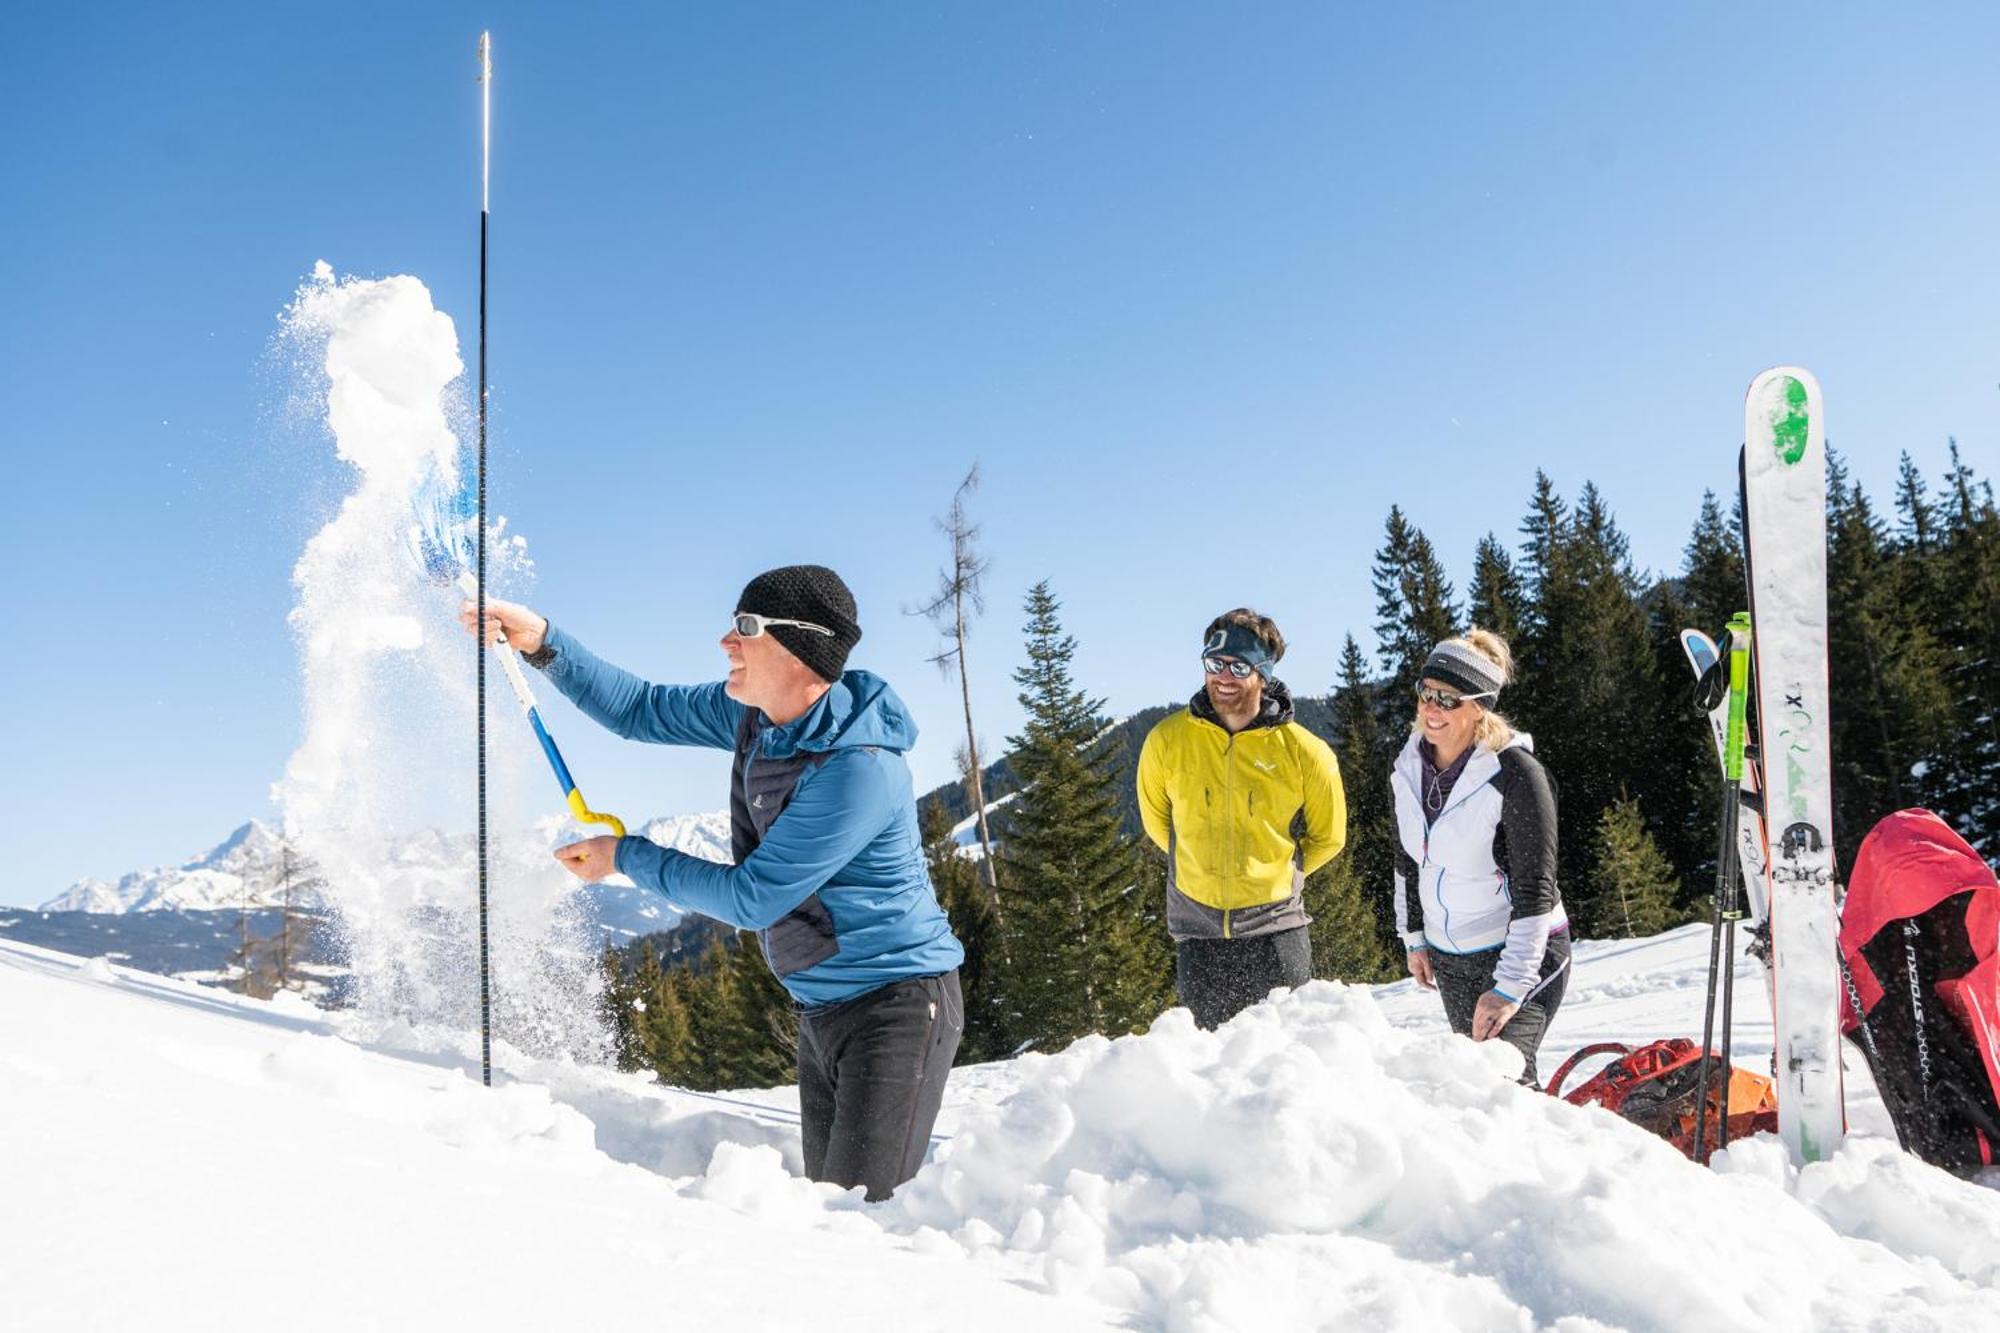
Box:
[720,933,796,1087]
[1593,792,1682,938]
[1657,486,1754,903]
[1372,507,1460,700]
[645,975,700,1084]
[995,580,1161,1049]
[1680,488,1747,635]
[1640,578,1718,909]
[1517,470,1572,613]
[1509,471,1573,820]
[631,940,701,1083]
[600,941,642,1072]
[1825,450,1955,869]
[608,938,703,1086]
[1332,634,1401,958]
[1894,452,1939,554]
[1468,534,1527,645]
[921,800,1009,1062]
[1304,853,1392,982]
[1509,480,1661,937]
[1124,843,1176,1022]
[1925,441,2000,853]
[682,936,742,1088]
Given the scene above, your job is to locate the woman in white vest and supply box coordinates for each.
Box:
[1392,630,1570,1086]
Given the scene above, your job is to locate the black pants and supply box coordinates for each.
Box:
[1430,932,1572,1087]
[1176,924,1312,1030]
[796,970,962,1202]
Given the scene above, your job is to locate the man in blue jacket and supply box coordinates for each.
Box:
[464,565,964,1201]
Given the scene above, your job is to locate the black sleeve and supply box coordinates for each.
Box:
[1494,749,1560,921]
[1395,841,1424,938]
[522,625,558,670]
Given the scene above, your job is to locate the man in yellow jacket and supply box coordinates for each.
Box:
[1136,609,1346,1028]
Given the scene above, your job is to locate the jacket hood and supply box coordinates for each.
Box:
[1188,676,1296,731]
[761,669,918,757]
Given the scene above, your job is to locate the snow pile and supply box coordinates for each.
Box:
[776,981,1989,1331]
[0,939,1103,1332]
[11,923,2000,1331]
[271,264,603,1060]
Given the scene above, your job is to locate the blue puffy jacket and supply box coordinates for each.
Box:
[533,624,964,1006]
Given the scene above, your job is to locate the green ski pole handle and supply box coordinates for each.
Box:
[1724,611,1752,784]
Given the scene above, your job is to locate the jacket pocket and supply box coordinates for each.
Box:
[759,893,839,977]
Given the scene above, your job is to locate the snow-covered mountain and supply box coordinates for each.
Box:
[630,811,732,861]
[40,812,734,918]
[43,820,317,913]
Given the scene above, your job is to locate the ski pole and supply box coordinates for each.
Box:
[1694,612,1752,1160]
[1714,612,1753,1150]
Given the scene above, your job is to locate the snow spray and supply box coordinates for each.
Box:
[273,262,609,1064]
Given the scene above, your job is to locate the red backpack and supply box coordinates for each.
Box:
[1840,809,2000,1175]
[1547,1039,1779,1163]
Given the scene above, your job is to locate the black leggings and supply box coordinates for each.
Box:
[1430,932,1572,1087]
[1176,924,1312,1030]
[796,970,962,1201]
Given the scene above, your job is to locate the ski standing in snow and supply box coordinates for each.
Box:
[1741,366,1846,1163]
[1391,631,1570,1086]
[463,565,966,1201]
[1136,610,1347,1029]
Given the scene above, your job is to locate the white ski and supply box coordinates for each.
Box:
[1741,366,1845,1163]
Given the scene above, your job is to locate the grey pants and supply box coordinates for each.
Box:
[796,970,962,1201]
[1429,932,1572,1087]
[1176,924,1313,1030]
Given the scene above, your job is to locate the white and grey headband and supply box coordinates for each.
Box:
[1419,640,1505,700]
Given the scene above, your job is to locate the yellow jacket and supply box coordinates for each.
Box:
[1136,683,1346,940]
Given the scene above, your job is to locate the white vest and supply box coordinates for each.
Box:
[1390,732,1534,955]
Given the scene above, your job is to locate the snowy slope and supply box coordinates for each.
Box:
[950,791,1017,860]
[5,926,1998,1332]
[0,940,1107,1332]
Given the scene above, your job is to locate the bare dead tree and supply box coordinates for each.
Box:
[910,464,1001,903]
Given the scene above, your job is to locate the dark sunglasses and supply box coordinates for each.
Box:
[1415,683,1494,711]
[1203,656,1256,679]
[732,612,834,639]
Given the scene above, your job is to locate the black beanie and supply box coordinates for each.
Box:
[736,565,862,683]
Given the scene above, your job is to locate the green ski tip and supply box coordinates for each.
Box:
[1772,375,1810,466]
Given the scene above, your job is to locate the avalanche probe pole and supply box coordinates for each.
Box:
[1694,612,1753,1160]
[476,31,493,1088]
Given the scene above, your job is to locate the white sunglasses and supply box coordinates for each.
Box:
[732,612,835,639]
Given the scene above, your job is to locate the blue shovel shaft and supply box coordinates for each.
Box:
[527,707,577,795]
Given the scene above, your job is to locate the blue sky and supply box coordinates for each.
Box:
[3,3,1996,905]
